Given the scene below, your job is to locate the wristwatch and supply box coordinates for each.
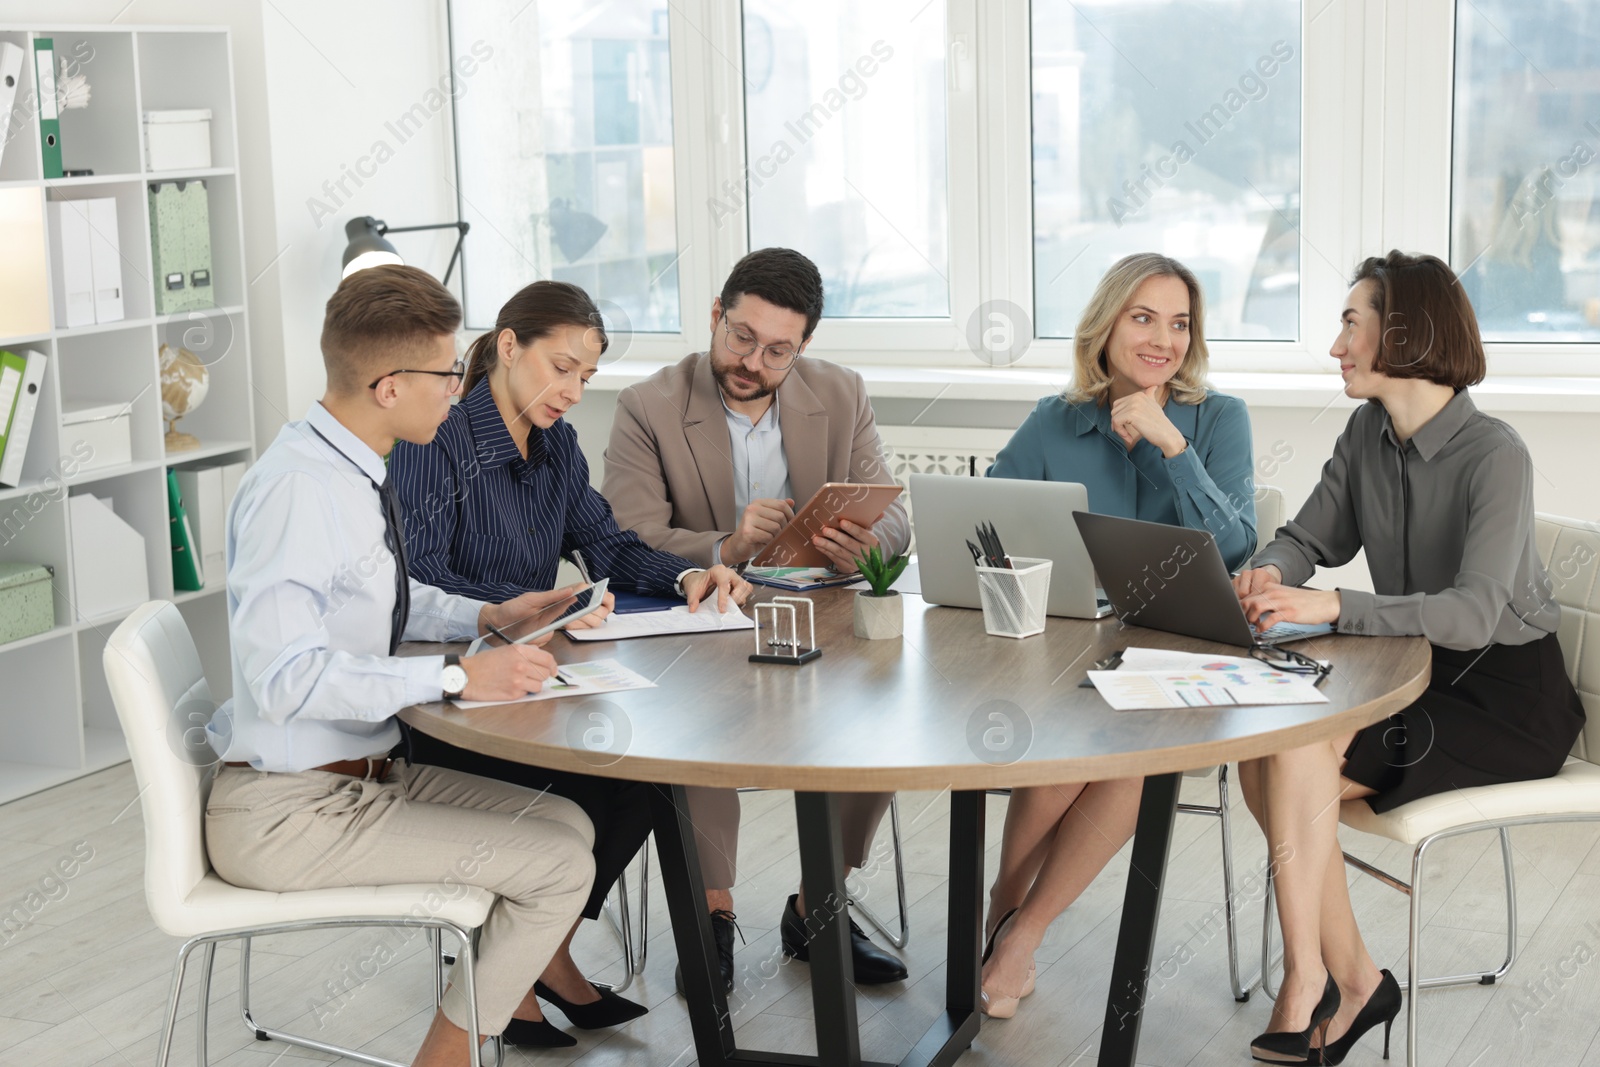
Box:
[441,654,468,698]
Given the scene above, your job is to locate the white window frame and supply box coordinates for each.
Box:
[451,0,1598,379]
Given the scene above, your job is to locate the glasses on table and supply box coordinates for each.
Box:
[1250,645,1333,680]
[369,358,467,394]
[720,318,801,370]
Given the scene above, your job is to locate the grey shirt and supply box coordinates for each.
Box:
[1251,390,1558,651]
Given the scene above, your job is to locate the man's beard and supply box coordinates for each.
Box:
[711,356,774,402]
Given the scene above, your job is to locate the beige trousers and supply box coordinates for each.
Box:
[203,761,596,1036]
[683,786,895,890]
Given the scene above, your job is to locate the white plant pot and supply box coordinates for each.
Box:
[854,590,903,639]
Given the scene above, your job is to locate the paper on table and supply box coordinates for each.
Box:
[1089,651,1329,711]
[450,658,656,709]
[565,604,754,641]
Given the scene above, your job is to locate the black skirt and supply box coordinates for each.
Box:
[1342,630,1585,813]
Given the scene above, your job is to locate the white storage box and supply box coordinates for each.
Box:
[69,493,149,620]
[61,401,133,471]
[143,109,213,171]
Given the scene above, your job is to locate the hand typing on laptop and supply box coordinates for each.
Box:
[1232,564,1343,635]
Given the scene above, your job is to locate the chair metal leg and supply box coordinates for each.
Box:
[157,938,202,1067]
[635,842,650,974]
[1214,765,1262,1001]
[237,935,264,1039]
[596,858,638,993]
[429,928,445,1009]
[195,941,217,1066]
[850,794,910,950]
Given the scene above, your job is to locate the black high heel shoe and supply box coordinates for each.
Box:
[532,979,649,1029]
[1309,969,1402,1064]
[1250,972,1340,1064]
[501,1016,576,1048]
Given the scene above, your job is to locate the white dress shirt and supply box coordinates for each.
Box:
[712,393,794,567]
[206,402,486,772]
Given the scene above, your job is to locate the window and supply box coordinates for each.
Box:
[1031,0,1302,341]
[1452,0,1600,342]
[450,0,680,332]
[741,1,951,318]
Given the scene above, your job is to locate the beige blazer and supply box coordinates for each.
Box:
[602,352,911,568]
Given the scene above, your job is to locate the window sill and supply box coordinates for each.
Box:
[586,361,1600,413]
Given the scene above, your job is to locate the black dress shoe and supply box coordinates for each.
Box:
[501,1016,577,1048]
[532,979,648,1029]
[674,908,742,996]
[779,893,908,985]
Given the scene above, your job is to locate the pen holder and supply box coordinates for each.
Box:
[976,556,1052,639]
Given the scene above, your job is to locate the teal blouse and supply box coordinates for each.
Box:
[988,391,1258,572]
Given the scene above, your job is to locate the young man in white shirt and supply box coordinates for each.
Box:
[204,265,598,1062]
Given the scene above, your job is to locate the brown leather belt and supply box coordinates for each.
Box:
[224,756,394,780]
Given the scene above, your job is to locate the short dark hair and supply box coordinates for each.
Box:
[719,247,825,340]
[321,265,462,392]
[1350,251,1486,390]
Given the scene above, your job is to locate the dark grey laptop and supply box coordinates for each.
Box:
[910,474,1111,619]
[1072,511,1331,648]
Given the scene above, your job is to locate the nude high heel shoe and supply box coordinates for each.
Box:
[979,908,1037,1019]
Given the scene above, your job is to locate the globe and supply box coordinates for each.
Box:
[160,343,210,452]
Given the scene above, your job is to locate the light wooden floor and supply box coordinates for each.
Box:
[2,763,1598,1067]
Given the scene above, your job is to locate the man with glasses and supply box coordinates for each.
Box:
[603,246,910,995]
[204,265,601,1065]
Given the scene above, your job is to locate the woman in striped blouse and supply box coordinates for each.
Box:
[390,280,749,1047]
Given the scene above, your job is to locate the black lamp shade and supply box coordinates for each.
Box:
[341,216,403,278]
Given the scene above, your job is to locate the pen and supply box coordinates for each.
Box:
[569,549,594,585]
[966,539,984,567]
[484,620,514,646]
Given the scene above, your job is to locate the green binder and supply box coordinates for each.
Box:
[34,39,62,179]
[150,180,213,314]
[167,468,204,592]
[0,349,27,476]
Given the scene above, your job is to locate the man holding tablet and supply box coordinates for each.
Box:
[604,247,908,992]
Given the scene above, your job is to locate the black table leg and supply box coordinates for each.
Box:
[794,791,863,1067]
[649,782,735,1066]
[901,789,986,1067]
[1098,771,1182,1067]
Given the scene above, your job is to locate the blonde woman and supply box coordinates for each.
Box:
[980,253,1256,1018]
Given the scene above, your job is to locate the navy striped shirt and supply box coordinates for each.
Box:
[390,379,695,600]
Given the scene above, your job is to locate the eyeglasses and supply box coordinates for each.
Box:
[1250,645,1333,679]
[719,318,800,370]
[368,359,467,394]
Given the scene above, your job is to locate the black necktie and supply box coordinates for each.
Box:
[376,477,411,655]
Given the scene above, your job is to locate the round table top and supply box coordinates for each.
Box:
[400,588,1431,792]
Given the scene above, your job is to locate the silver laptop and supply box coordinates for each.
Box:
[1072,511,1332,648]
[909,474,1112,619]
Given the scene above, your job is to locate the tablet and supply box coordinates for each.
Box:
[749,483,905,569]
[466,578,610,655]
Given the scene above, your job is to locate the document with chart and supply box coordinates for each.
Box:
[1088,647,1329,711]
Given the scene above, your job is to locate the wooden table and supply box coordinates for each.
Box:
[403,588,1430,1067]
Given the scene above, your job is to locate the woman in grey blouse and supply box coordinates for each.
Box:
[1230,251,1585,1064]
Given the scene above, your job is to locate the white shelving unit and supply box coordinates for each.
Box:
[0,24,254,803]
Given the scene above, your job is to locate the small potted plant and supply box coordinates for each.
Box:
[853,546,910,640]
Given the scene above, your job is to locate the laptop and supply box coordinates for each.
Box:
[909,474,1112,619]
[1071,511,1333,648]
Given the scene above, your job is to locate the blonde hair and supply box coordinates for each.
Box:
[1064,253,1212,406]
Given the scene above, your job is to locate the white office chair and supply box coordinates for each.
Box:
[1260,513,1600,1064]
[104,601,502,1067]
